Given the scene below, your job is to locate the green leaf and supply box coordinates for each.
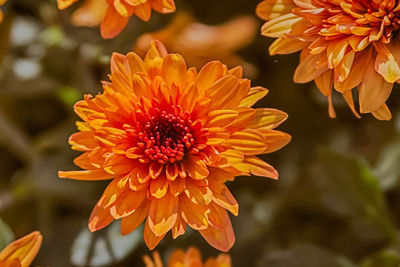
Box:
[361,249,400,267]
[310,148,395,239]
[374,139,400,191]
[70,221,142,267]
[0,218,14,250]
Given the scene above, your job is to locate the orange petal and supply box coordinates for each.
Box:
[133,1,152,21]
[269,37,307,55]
[212,185,238,216]
[121,201,149,235]
[110,189,146,219]
[148,193,178,236]
[218,150,244,168]
[172,215,186,239]
[162,54,187,88]
[69,131,97,151]
[184,156,209,180]
[184,180,213,205]
[244,156,278,179]
[150,177,169,199]
[335,48,373,93]
[371,103,392,121]
[375,45,400,83]
[206,75,240,110]
[199,216,235,252]
[151,0,176,13]
[327,38,348,68]
[170,178,186,197]
[101,5,129,39]
[256,0,294,20]
[144,219,166,250]
[261,13,303,38]
[0,231,42,267]
[239,86,269,107]
[294,52,328,83]
[196,61,225,93]
[58,169,115,181]
[88,205,114,232]
[149,162,164,179]
[248,108,288,130]
[180,195,209,230]
[223,129,267,155]
[206,109,239,128]
[257,129,292,154]
[166,164,179,181]
[206,127,230,145]
[359,62,393,113]
[207,203,229,231]
[335,50,355,83]
[315,70,333,96]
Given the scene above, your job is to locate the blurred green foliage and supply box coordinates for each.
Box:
[1,0,400,266]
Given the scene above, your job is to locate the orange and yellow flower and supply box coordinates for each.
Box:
[58,40,290,251]
[0,231,42,267]
[143,247,231,267]
[0,0,6,24]
[257,0,400,120]
[57,0,176,38]
[134,12,258,77]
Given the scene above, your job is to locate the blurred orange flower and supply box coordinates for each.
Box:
[59,40,290,251]
[0,0,6,24]
[257,0,400,120]
[135,12,258,77]
[143,247,231,267]
[58,0,176,38]
[0,231,42,267]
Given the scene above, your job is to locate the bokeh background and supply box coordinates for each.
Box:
[1,0,400,266]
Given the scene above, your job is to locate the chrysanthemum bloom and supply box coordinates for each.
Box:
[0,231,42,267]
[58,40,290,251]
[257,0,400,120]
[57,0,176,38]
[0,0,7,24]
[143,247,231,267]
[135,12,258,76]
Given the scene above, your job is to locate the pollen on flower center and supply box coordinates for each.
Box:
[137,108,196,165]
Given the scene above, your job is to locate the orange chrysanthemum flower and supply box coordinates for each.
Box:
[134,12,258,76]
[143,247,231,267]
[0,0,6,24]
[257,0,400,120]
[58,0,176,38]
[0,231,42,267]
[58,41,290,251]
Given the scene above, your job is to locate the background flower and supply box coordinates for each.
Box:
[143,247,231,267]
[58,40,290,251]
[58,0,176,38]
[134,12,259,77]
[0,231,42,267]
[257,0,400,120]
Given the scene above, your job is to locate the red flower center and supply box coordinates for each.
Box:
[137,108,196,164]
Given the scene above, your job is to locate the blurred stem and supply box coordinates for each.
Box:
[0,106,38,165]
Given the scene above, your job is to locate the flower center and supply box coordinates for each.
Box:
[137,109,195,164]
